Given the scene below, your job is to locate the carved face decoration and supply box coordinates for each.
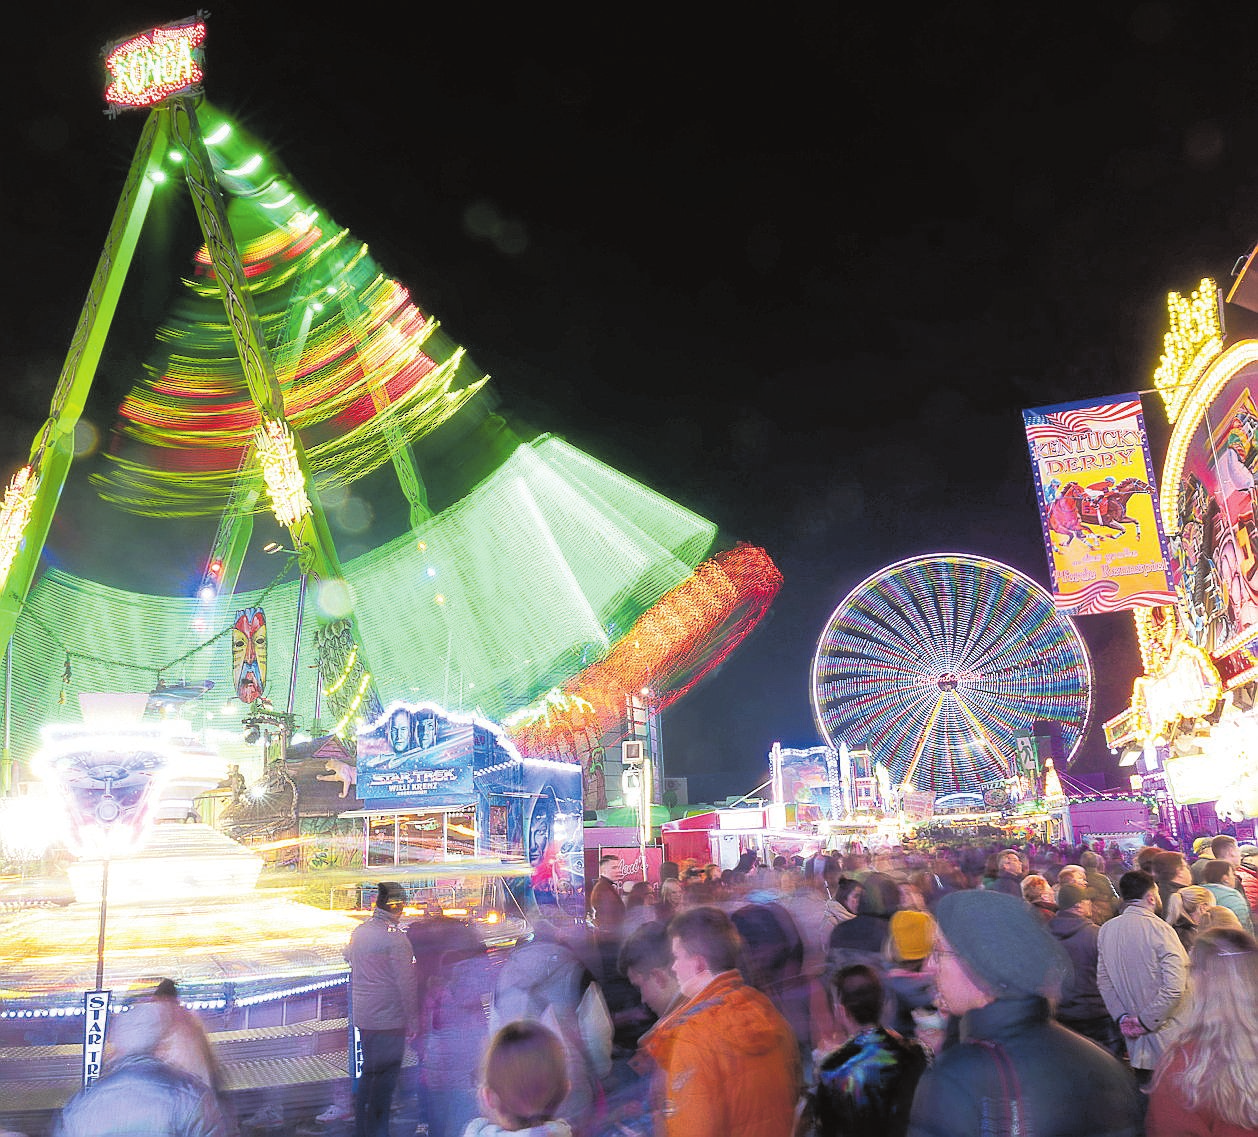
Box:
[232,607,267,704]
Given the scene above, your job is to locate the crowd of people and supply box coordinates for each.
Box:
[46,832,1258,1137]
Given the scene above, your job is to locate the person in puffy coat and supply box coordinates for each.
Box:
[491,922,613,1133]
[54,1000,229,1137]
[637,906,801,1137]
[422,932,497,1137]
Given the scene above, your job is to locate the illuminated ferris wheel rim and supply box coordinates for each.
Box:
[809,552,1094,780]
[810,551,1088,685]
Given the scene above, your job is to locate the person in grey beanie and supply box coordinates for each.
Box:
[906,888,1141,1137]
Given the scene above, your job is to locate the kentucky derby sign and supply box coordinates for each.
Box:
[1024,394,1175,614]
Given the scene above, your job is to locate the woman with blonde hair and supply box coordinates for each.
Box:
[1147,928,1258,1136]
[1169,884,1213,952]
[1198,905,1244,934]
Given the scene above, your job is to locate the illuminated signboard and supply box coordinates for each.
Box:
[1162,341,1258,660]
[357,704,480,806]
[771,743,840,822]
[1132,640,1223,741]
[1165,751,1230,805]
[103,17,207,112]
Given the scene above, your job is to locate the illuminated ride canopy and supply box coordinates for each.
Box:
[19,102,779,757]
[18,437,777,759]
[92,103,487,518]
[810,553,1093,797]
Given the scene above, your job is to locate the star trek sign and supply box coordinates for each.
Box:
[82,990,110,1088]
[103,16,207,112]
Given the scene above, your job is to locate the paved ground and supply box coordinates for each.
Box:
[242,1092,428,1137]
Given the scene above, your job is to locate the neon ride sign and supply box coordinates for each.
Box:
[103,16,207,111]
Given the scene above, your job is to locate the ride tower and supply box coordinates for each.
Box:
[0,18,389,790]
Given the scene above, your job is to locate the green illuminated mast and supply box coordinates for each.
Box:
[0,20,379,795]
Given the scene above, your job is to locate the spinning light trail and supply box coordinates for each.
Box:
[92,105,485,518]
[811,553,1092,795]
[9,438,767,766]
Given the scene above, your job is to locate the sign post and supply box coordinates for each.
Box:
[82,989,110,1089]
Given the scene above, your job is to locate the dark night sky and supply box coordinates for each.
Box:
[5,4,1258,800]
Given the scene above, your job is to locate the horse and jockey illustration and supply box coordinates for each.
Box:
[1046,476,1156,548]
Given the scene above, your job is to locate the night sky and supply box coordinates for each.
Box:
[5,5,1258,801]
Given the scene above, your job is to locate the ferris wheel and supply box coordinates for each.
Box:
[811,553,1093,797]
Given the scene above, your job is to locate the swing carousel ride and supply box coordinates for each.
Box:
[0,18,780,1127]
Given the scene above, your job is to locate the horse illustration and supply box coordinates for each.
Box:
[1047,482,1100,549]
[1074,477,1155,539]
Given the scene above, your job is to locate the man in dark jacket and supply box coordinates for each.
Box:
[827,871,900,965]
[345,881,420,1137]
[1046,884,1123,1057]
[587,853,627,931]
[987,848,1025,897]
[907,889,1141,1137]
[1150,849,1190,919]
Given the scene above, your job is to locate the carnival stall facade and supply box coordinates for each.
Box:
[1103,278,1258,845]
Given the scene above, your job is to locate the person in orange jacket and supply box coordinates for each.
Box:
[636,906,801,1137]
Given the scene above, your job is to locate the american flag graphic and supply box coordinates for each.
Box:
[1023,398,1142,445]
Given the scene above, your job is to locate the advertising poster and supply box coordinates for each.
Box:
[1024,395,1175,614]
[357,704,477,805]
[1167,363,1258,657]
[357,702,585,913]
[774,745,840,821]
[900,789,937,822]
[600,844,664,885]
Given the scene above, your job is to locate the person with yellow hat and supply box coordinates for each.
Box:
[1190,837,1215,885]
[884,910,937,1042]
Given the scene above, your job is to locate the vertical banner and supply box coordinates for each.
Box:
[82,989,110,1088]
[347,976,363,1087]
[1024,394,1176,614]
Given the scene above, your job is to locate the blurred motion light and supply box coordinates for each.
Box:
[254,417,311,527]
[0,464,39,587]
